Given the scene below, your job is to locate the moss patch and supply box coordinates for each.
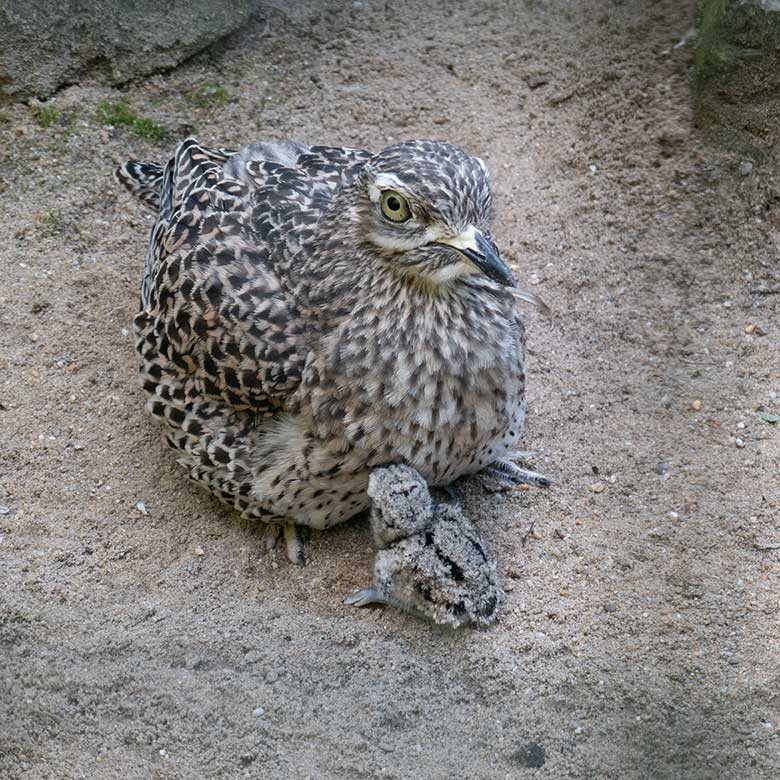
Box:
[188,82,231,109]
[95,100,169,142]
[32,104,61,128]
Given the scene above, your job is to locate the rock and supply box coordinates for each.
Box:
[745,323,767,336]
[524,72,550,89]
[692,1,780,166]
[0,1,266,102]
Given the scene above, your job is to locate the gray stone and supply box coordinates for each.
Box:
[693,0,780,165]
[0,1,265,103]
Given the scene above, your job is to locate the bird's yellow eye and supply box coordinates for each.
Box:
[380,190,412,223]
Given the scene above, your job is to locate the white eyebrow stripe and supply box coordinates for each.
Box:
[373,172,407,192]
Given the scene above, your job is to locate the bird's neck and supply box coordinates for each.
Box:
[305,256,511,345]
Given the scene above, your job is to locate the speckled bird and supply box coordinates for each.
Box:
[117,137,549,563]
[345,464,504,627]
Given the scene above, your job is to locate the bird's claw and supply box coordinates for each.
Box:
[478,457,553,491]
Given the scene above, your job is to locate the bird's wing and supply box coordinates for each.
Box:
[134,139,307,420]
[222,141,372,197]
[221,141,372,266]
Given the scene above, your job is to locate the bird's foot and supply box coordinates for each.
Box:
[259,522,306,566]
[343,588,393,608]
[477,456,553,492]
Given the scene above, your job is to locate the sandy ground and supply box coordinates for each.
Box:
[1,1,779,778]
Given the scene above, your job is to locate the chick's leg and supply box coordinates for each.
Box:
[343,588,388,607]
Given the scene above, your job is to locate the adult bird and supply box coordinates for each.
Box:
[117,137,549,564]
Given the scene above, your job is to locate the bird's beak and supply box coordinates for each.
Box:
[435,226,517,288]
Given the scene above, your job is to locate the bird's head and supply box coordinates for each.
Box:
[355,140,517,289]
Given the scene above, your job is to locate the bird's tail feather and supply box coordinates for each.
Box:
[116,140,237,217]
[115,160,165,212]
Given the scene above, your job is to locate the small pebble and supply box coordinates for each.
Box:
[736,422,745,429]
[525,72,550,89]
[691,399,702,411]
[0,506,9,515]
[194,546,205,557]
[735,438,745,448]
[754,539,780,551]
[738,161,753,176]
[668,511,679,520]
[590,482,606,493]
[252,707,265,718]
[603,602,618,613]
[654,462,670,475]
[135,500,149,516]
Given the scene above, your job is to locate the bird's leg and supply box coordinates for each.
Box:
[259,522,306,566]
[344,588,407,612]
[284,523,306,567]
[259,523,282,556]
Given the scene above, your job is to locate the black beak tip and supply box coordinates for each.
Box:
[469,234,517,288]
